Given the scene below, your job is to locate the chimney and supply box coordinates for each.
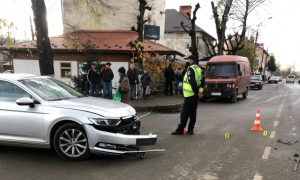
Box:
[180,6,192,19]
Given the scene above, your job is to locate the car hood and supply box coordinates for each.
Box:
[205,78,236,84]
[48,97,136,117]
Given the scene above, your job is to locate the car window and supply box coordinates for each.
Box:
[0,80,31,102]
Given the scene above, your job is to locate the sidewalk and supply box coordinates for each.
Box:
[130,95,184,112]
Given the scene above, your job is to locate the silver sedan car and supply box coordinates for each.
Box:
[0,74,157,160]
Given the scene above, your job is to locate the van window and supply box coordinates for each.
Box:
[206,63,236,77]
[288,75,295,78]
[240,64,245,75]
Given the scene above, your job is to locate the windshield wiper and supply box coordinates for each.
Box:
[48,98,70,101]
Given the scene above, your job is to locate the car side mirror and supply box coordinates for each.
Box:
[16,97,35,108]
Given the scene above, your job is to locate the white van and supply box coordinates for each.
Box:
[286,75,295,83]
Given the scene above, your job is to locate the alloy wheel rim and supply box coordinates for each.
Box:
[59,129,87,157]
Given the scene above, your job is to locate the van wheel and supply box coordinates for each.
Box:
[54,123,90,161]
[231,90,237,103]
[243,89,248,99]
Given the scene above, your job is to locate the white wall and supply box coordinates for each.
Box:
[164,32,209,59]
[63,0,166,45]
[13,59,78,87]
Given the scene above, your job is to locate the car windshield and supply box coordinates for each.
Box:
[206,63,236,77]
[251,76,260,80]
[270,76,278,80]
[19,78,84,101]
[288,76,294,78]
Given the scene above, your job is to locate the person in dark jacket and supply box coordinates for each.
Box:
[164,64,175,96]
[100,62,114,99]
[118,67,130,105]
[127,63,139,101]
[140,68,151,100]
[175,66,183,95]
[87,62,100,97]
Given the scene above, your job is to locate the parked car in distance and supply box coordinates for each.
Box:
[286,75,295,83]
[250,75,263,90]
[203,55,251,103]
[0,74,158,161]
[268,76,280,84]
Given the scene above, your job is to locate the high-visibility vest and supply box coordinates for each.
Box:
[183,64,202,97]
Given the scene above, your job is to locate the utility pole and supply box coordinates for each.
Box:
[293,59,295,74]
[30,16,35,41]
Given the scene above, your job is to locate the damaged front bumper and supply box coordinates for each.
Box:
[84,121,162,156]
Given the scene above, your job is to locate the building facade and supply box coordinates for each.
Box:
[0,30,182,87]
[164,7,215,59]
[62,0,166,45]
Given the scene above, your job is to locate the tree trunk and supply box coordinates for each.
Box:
[31,0,54,76]
[190,17,198,60]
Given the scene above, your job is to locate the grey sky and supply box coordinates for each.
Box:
[0,0,298,70]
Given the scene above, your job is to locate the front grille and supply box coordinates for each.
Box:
[206,84,227,88]
[93,120,140,135]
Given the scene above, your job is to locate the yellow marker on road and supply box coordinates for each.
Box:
[263,131,268,136]
[225,133,229,139]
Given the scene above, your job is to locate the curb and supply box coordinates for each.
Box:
[132,102,183,113]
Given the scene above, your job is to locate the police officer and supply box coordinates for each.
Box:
[172,55,204,135]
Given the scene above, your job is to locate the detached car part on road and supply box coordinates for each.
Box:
[0,74,159,161]
[203,55,251,103]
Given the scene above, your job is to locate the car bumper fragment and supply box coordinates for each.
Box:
[85,125,160,155]
[91,147,165,155]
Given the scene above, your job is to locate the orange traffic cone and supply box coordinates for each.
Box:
[184,127,188,132]
[251,110,263,131]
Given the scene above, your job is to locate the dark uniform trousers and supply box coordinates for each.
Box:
[178,94,199,131]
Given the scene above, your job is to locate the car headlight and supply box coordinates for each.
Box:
[227,84,232,88]
[204,84,208,88]
[126,107,136,115]
[88,118,121,126]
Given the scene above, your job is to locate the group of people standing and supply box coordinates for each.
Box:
[164,64,186,96]
[87,62,114,99]
[87,62,151,105]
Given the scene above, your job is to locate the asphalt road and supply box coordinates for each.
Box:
[0,80,300,180]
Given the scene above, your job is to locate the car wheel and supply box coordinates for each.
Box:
[54,123,90,161]
[231,90,237,103]
[276,81,278,84]
[242,89,248,99]
[201,97,207,102]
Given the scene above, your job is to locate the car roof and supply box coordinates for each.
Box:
[208,55,249,63]
[0,74,42,80]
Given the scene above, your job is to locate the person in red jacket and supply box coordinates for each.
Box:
[100,62,114,99]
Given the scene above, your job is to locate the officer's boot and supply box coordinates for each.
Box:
[186,128,194,135]
[172,126,184,135]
